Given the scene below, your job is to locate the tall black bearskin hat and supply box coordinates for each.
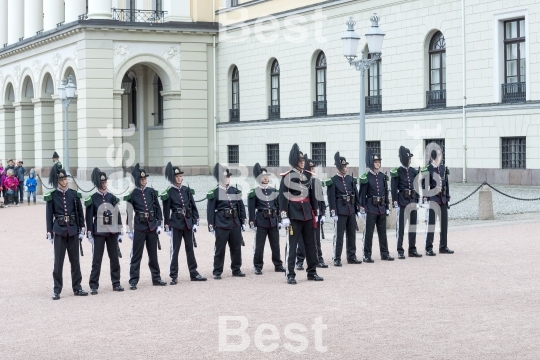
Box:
[399,146,413,167]
[48,162,67,186]
[252,163,268,179]
[334,152,349,172]
[132,163,149,188]
[213,163,231,183]
[52,151,59,160]
[91,167,108,189]
[288,143,305,168]
[165,162,184,184]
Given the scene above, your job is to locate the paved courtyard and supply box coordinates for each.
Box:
[0,203,539,359]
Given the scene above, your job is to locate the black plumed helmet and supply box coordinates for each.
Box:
[91,167,107,189]
[288,143,304,167]
[399,146,413,167]
[52,151,59,159]
[166,162,184,184]
[253,163,268,178]
[132,163,149,188]
[213,163,231,183]
[48,162,67,186]
[365,149,374,170]
[335,152,349,172]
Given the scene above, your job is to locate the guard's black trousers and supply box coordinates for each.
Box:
[89,234,121,289]
[333,213,357,261]
[169,228,199,279]
[424,205,448,251]
[363,213,390,259]
[213,226,242,276]
[286,220,318,278]
[396,206,418,254]
[53,234,83,294]
[253,226,282,270]
[296,218,324,265]
[129,231,161,285]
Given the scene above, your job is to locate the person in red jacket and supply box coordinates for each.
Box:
[3,169,19,207]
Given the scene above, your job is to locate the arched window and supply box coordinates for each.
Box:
[269,60,280,119]
[230,66,240,121]
[314,52,327,116]
[427,31,446,108]
[157,77,163,125]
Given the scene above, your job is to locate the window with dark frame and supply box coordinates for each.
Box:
[502,18,526,103]
[502,137,526,169]
[230,66,240,122]
[366,53,382,112]
[228,145,239,164]
[269,60,280,119]
[155,0,163,12]
[427,32,446,108]
[267,144,279,167]
[231,0,239,6]
[157,77,164,125]
[314,52,327,116]
[424,139,446,165]
[366,141,381,158]
[311,142,326,167]
[131,78,137,126]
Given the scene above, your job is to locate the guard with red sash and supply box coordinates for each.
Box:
[278,143,324,285]
[85,168,124,294]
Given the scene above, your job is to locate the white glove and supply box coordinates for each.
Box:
[117,234,122,243]
[192,224,198,233]
[330,210,338,222]
[356,212,361,219]
[386,209,390,216]
[278,223,282,230]
[128,232,134,241]
[88,236,94,245]
[166,230,172,238]
[422,198,430,209]
[281,218,290,228]
[393,201,399,209]
[320,216,325,225]
[241,224,246,232]
[78,233,84,241]
[208,224,215,234]
[359,207,366,215]
[46,232,53,244]
[164,224,169,232]
[157,226,162,235]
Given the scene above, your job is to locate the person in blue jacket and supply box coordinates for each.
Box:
[25,168,37,205]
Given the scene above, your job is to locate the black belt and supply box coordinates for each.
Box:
[369,196,385,206]
[399,189,417,199]
[218,209,237,218]
[54,215,75,226]
[136,212,155,221]
[257,209,276,218]
[340,194,354,204]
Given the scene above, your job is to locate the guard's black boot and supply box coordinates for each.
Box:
[307,274,324,281]
[232,272,246,277]
[287,276,297,285]
[317,261,328,268]
[90,288,98,295]
[381,255,394,261]
[52,293,60,300]
[129,283,137,290]
[363,257,374,263]
[74,289,88,296]
[333,259,342,267]
[439,247,454,254]
[191,275,207,281]
[274,266,286,272]
[347,258,362,264]
[153,279,167,286]
[113,285,124,292]
[170,278,178,285]
[426,250,437,256]
[408,251,423,258]
[213,275,222,280]
[398,253,406,260]
[254,268,263,275]
[296,263,304,270]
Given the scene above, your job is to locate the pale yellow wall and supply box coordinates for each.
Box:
[191,0,216,22]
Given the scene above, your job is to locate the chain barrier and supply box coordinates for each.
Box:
[484,182,540,201]
[37,175,53,190]
[449,182,485,207]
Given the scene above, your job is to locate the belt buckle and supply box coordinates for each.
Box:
[347,195,351,202]
[64,216,70,222]
[145,213,149,218]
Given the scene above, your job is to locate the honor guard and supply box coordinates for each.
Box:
[359,150,394,262]
[207,163,247,279]
[248,163,286,275]
[421,146,454,256]
[45,162,87,300]
[85,168,124,294]
[125,164,166,289]
[161,163,207,284]
[278,144,324,285]
[295,155,328,269]
[326,152,362,266]
[390,147,423,259]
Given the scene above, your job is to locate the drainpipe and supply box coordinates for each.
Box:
[462,0,467,183]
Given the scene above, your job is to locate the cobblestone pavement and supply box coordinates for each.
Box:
[0,204,539,359]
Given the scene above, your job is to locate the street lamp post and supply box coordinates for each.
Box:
[58,75,77,176]
[342,14,385,172]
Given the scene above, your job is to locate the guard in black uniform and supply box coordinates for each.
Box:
[125,164,166,289]
[45,162,87,300]
[421,146,454,256]
[359,150,394,262]
[85,168,124,294]
[390,146,423,259]
[207,163,247,279]
[161,162,206,283]
[279,144,324,285]
[327,152,362,266]
[248,163,285,275]
[295,155,328,269]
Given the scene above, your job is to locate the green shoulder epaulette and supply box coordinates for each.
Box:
[44,190,54,202]
[113,195,121,205]
[153,189,159,197]
[123,191,132,201]
[248,188,256,199]
[206,186,217,200]
[384,173,389,181]
[84,195,92,207]
[359,173,368,184]
[446,167,450,175]
[323,178,333,187]
[160,186,171,201]
[421,165,429,174]
[190,188,195,195]
[76,191,82,199]
[352,176,358,185]
[390,167,399,178]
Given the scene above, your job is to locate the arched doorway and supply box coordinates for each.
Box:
[17,75,35,167]
[34,71,56,172]
[0,82,16,163]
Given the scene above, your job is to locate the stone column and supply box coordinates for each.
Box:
[7,0,24,44]
[43,0,65,31]
[162,90,183,165]
[24,0,43,38]
[69,98,78,170]
[13,101,35,167]
[53,95,65,164]
[32,98,55,175]
[0,105,15,162]
[164,0,192,22]
[65,0,88,23]
[0,0,8,46]
[88,0,112,20]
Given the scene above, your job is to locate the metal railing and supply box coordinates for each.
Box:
[268,105,280,119]
[229,109,240,122]
[112,9,167,23]
[502,82,526,103]
[313,101,327,116]
[426,89,446,109]
[365,95,382,113]
[78,13,88,20]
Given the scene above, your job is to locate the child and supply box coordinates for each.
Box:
[3,169,19,207]
[26,169,37,205]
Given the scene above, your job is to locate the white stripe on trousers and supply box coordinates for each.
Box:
[395,207,400,247]
[285,230,290,277]
[423,205,429,249]
[332,221,336,261]
[51,236,55,293]
[169,232,174,270]
[361,216,366,258]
